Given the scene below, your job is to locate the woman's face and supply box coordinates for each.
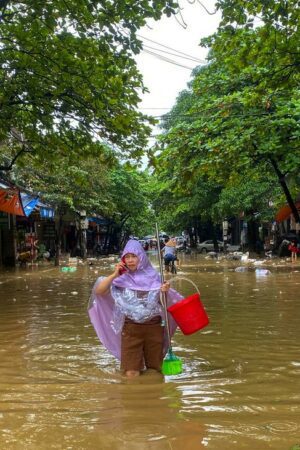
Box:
[123,253,139,272]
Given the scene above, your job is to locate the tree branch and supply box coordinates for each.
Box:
[0,144,30,171]
[269,157,300,224]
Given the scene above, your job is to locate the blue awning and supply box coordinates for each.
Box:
[21,194,39,217]
[88,217,109,226]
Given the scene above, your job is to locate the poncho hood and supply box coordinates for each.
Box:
[112,239,161,291]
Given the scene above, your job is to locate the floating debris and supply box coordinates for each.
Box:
[255,268,271,276]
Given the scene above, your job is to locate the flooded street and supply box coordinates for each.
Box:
[0,253,300,450]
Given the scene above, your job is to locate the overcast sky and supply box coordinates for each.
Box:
[135,1,221,143]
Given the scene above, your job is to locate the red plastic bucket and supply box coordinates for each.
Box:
[167,293,209,335]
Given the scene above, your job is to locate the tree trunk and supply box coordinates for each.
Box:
[54,213,63,267]
[247,217,259,252]
[103,225,110,254]
[269,158,300,224]
[81,228,87,259]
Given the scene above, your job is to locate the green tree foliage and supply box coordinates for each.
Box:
[154,1,300,227]
[9,146,113,213]
[0,0,177,168]
[9,144,154,239]
[216,0,300,29]
[213,168,281,222]
[210,0,300,218]
[108,164,156,237]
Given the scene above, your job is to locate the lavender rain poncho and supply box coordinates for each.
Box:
[88,239,183,360]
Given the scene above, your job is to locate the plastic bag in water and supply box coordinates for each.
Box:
[255,268,271,276]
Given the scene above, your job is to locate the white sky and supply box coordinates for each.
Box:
[135,0,221,144]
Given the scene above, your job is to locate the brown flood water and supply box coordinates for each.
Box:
[0,253,300,450]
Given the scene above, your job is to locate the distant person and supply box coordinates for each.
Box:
[162,237,177,273]
[288,239,299,262]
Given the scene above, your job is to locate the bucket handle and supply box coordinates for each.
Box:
[169,276,201,297]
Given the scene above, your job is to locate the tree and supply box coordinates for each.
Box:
[108,164,156,242]
[8,145,154,259]
[151,71,223,243]
[216,0,300,30]
[0,0,178,169]
[202,1,300,221]
[155,21,300,229]
[8,146,113,263]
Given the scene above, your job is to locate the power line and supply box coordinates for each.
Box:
[142,49,194,70]
[139,107,172,110]
[142,43,205,63]
[136,33,206,64]
[120,26,206,71]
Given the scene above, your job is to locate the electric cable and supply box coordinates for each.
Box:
[142,48,194,70]
[136,33,206,63]
[142,43,205,63]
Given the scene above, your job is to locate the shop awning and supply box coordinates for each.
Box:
[0,187,25,216]
[20,194,54,218]
[21,193,39,217]
[88,217,109,226]
[0,181,55,218]
[275,201,300,222]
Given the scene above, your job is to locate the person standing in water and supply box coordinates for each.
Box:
[88,239,183,378]
[288,239,299,262]
[162,237,177,273]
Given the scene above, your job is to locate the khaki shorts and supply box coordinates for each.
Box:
[121,316,164,372]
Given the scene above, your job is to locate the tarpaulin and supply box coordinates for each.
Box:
[0,187,25,216]
[21,193,39,217]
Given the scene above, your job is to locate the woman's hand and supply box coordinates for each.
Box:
[161,281,170,292]
[95,261,127,295]
[114,261,127,276]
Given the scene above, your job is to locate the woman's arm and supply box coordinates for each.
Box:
[94,261,126,295]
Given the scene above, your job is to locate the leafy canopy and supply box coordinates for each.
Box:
[151,0,300,229]
[0,0,177,168]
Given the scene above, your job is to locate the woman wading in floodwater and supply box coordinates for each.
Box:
[88,239,183,378]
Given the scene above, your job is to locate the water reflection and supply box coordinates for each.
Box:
[88,379,206,450]
[0,255,300,449]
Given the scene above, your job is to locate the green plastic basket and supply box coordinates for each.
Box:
[162,350,182,376]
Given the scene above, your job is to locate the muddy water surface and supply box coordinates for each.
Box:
[0,254,300,449]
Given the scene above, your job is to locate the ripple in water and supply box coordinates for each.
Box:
[265,421,299,433]
[233,424,264,436]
